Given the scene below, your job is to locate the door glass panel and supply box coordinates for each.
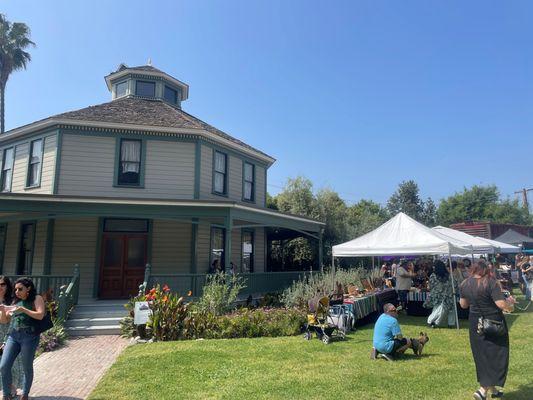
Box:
[210,228,225,271]
[127,237,146,268]
[242,231,254,273]
[18,223,35,275]
[103,237,122,268]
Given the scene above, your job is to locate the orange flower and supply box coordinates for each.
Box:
[162,295,168,303]
[163,284,170,293]
[145,294,152,301]
[187,290,192,296]
[149,288,156,295]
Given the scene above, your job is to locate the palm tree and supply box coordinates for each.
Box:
[0,14,35,133]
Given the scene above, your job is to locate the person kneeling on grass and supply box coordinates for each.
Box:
[371,303,421,361]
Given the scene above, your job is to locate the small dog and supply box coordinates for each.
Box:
[411,332,430,356]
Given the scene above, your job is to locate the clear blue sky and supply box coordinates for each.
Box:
[4,1,533,205]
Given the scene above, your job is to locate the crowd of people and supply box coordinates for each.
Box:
[372,258,518,400]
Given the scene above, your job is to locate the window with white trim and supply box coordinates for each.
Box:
[243,162,255,201]
[1,148,14,192]
[213,151,227,195]
[27,139,43,187]
[117,139,142,186]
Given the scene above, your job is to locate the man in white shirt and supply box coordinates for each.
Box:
[396,261,415,311]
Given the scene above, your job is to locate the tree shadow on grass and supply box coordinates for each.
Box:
[504,382,533,400]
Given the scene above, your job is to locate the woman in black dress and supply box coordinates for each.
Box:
[459,261,514,400]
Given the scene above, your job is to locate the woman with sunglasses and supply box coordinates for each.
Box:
[0,278,45,400]
[0,277,23,398]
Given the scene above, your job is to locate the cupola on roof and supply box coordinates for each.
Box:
[104,63,189,107]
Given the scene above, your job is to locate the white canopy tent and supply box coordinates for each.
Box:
[432,226,498,254]
[332,212,474,329]
[333,213,473,257]
[474,236,521,254]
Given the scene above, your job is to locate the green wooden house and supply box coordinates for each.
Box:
[0,64,323,301]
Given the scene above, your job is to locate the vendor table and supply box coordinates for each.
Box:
[342,289,397,321]
[406,290,468,319]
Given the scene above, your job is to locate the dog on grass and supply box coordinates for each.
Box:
[411,332,430,355]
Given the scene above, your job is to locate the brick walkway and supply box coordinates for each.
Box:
[21,335,128,400]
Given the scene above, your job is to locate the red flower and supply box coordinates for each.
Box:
[149,288,156,295]
[163,284,170,293]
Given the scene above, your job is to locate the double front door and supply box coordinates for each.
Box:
[99,234,147,299]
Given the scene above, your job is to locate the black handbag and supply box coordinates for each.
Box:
[34,312,54,334]
[477,316,506,337]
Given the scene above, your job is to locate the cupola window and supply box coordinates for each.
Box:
[135,80,156,97]
[116,81,128,98]
[164,85,178,104]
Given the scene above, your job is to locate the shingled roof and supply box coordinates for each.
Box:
[52,97,273,161]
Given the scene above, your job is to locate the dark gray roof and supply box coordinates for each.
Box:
[52,97,273,161]
[108,64,168,76]
[493,229,533,245]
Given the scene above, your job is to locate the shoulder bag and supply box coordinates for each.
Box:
[477,315,506,338]
[32,300,54,334]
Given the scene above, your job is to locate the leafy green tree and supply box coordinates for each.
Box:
[0,14,35,133]
[421,197,437,227]
[275,176,317,217]
[437,185,531,225]
[347,199,389,238]
[266,192,278,210]
[273,177,318,268]
[315,188,349,265]
[387,180,424,221]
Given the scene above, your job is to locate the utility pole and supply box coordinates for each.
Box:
[514,188,533,211]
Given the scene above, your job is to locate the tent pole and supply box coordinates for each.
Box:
[331,252,336,292]
[448,250,460,330]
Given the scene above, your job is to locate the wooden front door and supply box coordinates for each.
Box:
[99,234,147,299]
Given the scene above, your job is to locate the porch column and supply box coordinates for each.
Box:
[191,218,198,274]
[224,214,232,274]
[43,219,55,275]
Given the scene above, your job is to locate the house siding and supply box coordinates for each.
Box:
[2,223,19,274]
[199,144,266,205]
[0,134,57,194]
[196,221,211,274]
[151,220,192,274]
[51,218,98,299]
[58,134,195,199]
[1,221,48,275]
[31,220,48,275]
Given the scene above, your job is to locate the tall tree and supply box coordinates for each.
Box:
[0,14,35,133]
[387,180,424,221]
[421,197,437,227]
[315,188,349,265]
[275,176,317,217]
[347,199,389,238]
[437,185,531,226]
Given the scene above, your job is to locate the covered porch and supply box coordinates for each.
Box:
[0,193,324,300]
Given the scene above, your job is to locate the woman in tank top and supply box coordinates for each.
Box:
[0,278,45,400]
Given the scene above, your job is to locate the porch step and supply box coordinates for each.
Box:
[65,317,123,328]
[65,325,122,336]
[66,301,128,336]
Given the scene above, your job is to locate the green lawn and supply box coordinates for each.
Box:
[88,297,533,400]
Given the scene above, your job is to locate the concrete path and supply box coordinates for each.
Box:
[28,335,128,399]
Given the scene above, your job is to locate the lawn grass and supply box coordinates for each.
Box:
[88,295,533,400]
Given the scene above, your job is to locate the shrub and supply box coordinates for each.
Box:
[193,272,246,316]
[37,318,67,355]
[281,268,363,308]
[146,285,189,341]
